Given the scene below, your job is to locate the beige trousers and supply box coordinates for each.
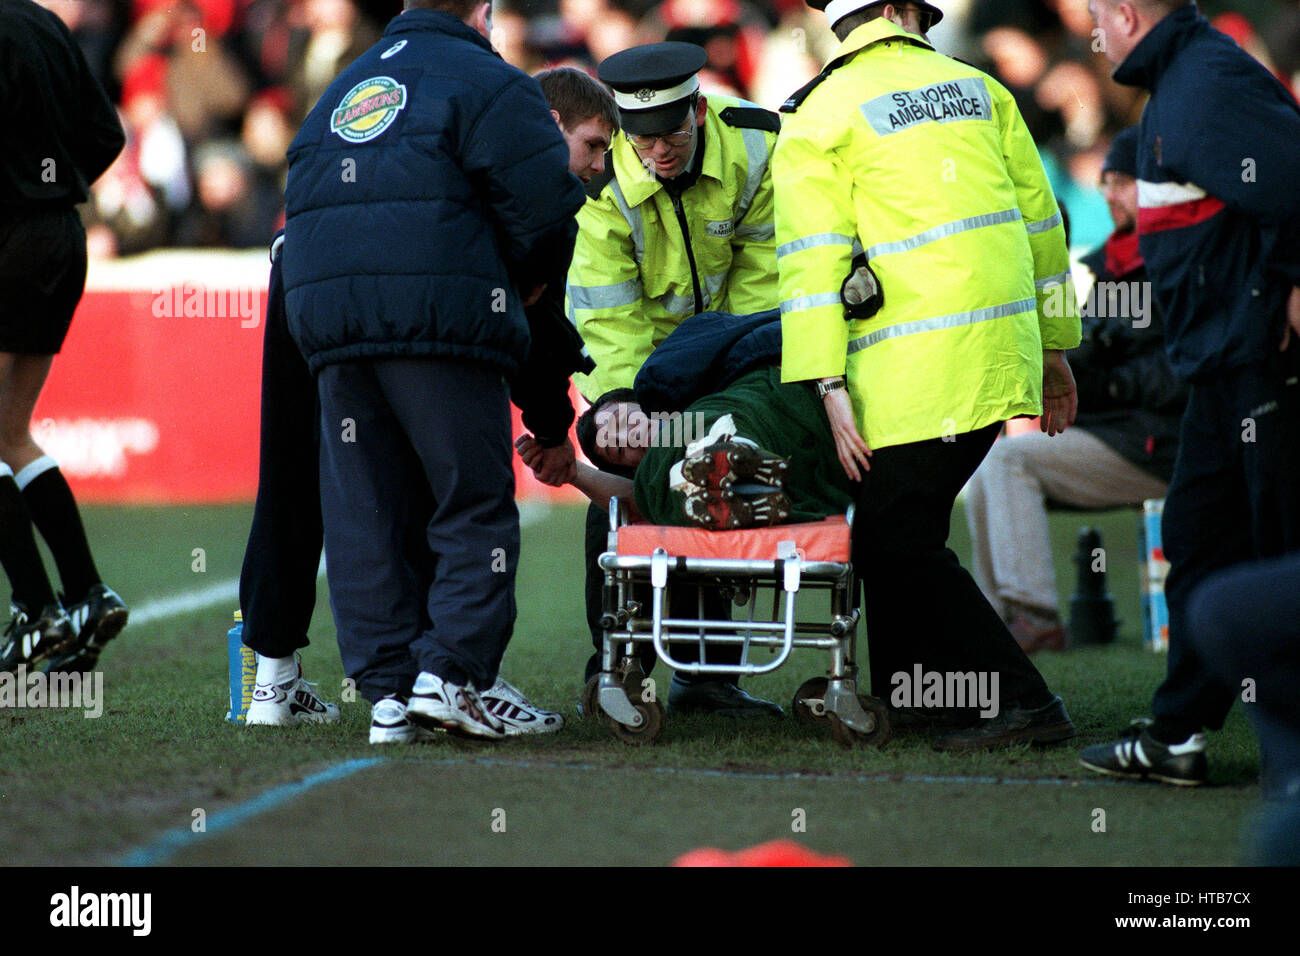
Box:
[963,427,1168,618]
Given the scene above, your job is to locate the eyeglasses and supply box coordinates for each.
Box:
[625,122,695,151]
[900,3,936,33]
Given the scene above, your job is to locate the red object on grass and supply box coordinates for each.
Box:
[674,839,852,867]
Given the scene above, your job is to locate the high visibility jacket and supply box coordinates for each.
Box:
[775,19,1080,450]
[568,94,779,400]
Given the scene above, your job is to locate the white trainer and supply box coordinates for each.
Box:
[481,677,564,736]
[370,696,439,745]
[244,653,341,726]
[406,671,505,739]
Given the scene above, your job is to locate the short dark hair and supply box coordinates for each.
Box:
[1097,0,1192,15]
[535,67,620,135]
[831,3,888,40]
[576,388,638,476]
[404,0,483,19]
[1135,0,1195,13]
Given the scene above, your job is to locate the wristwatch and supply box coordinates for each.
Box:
[816,377,846,398]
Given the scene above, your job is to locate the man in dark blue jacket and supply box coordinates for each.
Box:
[1082,0,1300,785]
[283,0,586,741]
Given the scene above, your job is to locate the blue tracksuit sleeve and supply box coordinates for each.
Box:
[461,75,587,293]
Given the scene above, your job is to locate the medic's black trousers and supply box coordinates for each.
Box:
[851,423,1054,708]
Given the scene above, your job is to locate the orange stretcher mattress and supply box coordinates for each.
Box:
[614,515,851,563]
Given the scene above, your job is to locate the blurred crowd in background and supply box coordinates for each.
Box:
[42,0,1300,259]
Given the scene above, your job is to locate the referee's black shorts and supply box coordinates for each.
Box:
[0,207,88,355]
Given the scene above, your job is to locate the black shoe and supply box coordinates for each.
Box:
[1,603,76,672]
[932,696,1075,751]
[667,676,784,718]
[44,583,129,674]
[1079,718,1208,786]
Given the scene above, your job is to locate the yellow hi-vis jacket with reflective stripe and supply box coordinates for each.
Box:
[775,19,1080,450]
[568,94,778,400]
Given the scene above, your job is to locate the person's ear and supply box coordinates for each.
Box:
[550,108,564,131]
[470,1,491,41]
[696,94,707,127]
[1119,0,1141,37]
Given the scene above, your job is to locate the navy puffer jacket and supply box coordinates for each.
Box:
[635,309,781,413]
[283,9,586,375]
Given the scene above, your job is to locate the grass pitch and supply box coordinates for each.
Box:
[0,501,1261,867]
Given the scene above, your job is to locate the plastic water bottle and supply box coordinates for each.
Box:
[226,611,257,723]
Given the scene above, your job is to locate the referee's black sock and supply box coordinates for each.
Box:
[0,472,58,612]
[16,457,101,605]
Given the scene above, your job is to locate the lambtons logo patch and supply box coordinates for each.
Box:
[331,76,407,143]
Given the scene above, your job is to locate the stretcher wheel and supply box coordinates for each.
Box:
[604,698,665,745]
[619,660,647,697]
[580,675,601,721]
[581,660,647,721]
[792,677,830,727]
[828,695,891,749]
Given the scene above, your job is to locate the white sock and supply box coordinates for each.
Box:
[256,652,299,686]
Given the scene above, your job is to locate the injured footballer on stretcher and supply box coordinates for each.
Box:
[516,310,852,529]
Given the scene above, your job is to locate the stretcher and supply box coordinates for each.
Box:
[584,498,891,747]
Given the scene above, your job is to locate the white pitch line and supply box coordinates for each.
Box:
[128,576,244,627]
[126,502,553,627]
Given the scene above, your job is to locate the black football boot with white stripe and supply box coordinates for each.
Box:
[1,602,76,673]
[1079,718,1208,786]
[44,583,129,674]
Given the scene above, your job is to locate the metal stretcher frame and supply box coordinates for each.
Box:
[587,497,891,746]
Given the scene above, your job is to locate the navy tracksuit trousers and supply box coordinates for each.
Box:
[316,357,519,703]
[1153,349,1300,737]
